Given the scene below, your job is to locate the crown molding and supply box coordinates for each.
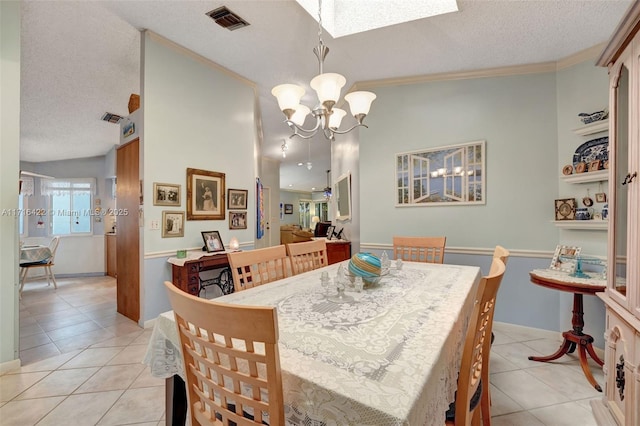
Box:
[352,43,610,91]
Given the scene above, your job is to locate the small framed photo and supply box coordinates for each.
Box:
[595,192,607,203]
[555,198,577,221]
[284,204,293,214]
[229,211,247,229]
[162,211,184,238]
[550,245,582,273]
[201,230,225,253]
[153,182,181,206]
[326,225,336,240]
[227,189,248,210]
[588,160,601,172]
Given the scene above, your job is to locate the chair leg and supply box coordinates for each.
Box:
[20,268,29,296]
[48,266,58,289]
[471,405,481,426]
[480,388,491,426]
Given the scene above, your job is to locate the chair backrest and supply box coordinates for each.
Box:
[286,240,328,275]
[228,245,290,292]
[164,282,284,426]
[454,258,505,425]
[48,236,61,262]
[392,236,446,264]
[489,245,510,275]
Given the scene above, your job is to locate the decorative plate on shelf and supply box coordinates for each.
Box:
[572,137,608,168]
[555,198,577,221]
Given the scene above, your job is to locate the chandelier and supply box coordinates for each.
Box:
[271,0,376,141]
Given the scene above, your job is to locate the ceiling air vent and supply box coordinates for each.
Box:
[101,112,124,124]
[206,6,250,31]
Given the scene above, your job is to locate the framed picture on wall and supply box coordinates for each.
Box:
[161,211,184,238]
[227,189,248,210]
[229,211,247,229]
[284,204,293,214]
[186,168,225,220]
[153,182,181,206]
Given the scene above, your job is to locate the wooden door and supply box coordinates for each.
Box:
[116,138,140,321]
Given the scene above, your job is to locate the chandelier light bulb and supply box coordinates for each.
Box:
[290,104,310,126]
[272,84,305,116]
[310,73,346,107]
[345,91,377,118]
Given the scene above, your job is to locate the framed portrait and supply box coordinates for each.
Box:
[554,198,576,221]
[550,245,582,273]
[284,204,293,214]
[161,211,184,238]
[595,192,607,203]
[201,230,225,253]
[186,168,225,220]
[153,182,181,206]
[229,211,247,229]
[588,160,601,172]
[228,189,248,210]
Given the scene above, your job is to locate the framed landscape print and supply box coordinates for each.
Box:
[229,211,247,229]
[153,182,181,206]
[201,230,225,253]
[227,189,248,210]
[186,168,225,220]
[161,211,184,238]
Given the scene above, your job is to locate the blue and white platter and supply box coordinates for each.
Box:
[572,137,608,168]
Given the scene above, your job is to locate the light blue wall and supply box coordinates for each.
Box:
[0,0,21,368]
[355,63,609,346]
[141,32,258,321]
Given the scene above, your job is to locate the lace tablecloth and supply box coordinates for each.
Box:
[144,261,481,426]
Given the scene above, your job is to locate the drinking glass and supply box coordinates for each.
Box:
[354,276,364,293]
[320,271,330,295]
[396,258,403,270]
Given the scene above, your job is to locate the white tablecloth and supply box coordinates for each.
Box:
[144,261,481,426]
[20,245,51,263]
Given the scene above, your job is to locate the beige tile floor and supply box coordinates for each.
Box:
[2,276,604,425]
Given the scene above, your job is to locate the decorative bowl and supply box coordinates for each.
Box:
[347,253,388,286]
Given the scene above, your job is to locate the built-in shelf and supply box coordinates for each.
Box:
[572,119,609,136]
[552,220,608,230]
[561,169,609,183]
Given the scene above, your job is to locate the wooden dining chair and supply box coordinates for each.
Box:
[489,245,510,274]
[228,245,290,292]
[163,282,284,426]
[392,236,446,264]
[19,236,60,296]
[446,258,505,426]
[286,240,328,275]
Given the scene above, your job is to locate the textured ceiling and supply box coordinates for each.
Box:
[19,0,632,191]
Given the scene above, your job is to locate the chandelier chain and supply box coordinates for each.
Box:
[317,0,323,45]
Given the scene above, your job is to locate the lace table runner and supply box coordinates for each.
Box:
[144,262,481,426]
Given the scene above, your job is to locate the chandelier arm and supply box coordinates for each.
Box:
[285,119,322,135]
[328,123,369,135]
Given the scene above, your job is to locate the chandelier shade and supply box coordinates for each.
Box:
[272,0,375,141]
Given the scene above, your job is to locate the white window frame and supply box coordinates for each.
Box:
[42,178,95,236]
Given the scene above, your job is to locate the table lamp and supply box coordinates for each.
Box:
[229,237,239,250]
[311,216,320,230]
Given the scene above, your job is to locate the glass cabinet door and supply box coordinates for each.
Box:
[608,62,630,304]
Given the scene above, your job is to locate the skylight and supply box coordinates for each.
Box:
[295,0,459,38]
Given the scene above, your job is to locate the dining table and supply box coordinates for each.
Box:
[143,260,482,426]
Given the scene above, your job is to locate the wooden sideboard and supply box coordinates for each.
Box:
[326,240,351,264]
[171,254,230,296]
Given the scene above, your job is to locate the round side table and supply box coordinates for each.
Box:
[528,269,605,392]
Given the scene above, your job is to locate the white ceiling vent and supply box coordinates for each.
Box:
[206,6,250,31]
[101,112,123,124]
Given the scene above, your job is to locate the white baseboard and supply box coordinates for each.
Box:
[0,359,21,376]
